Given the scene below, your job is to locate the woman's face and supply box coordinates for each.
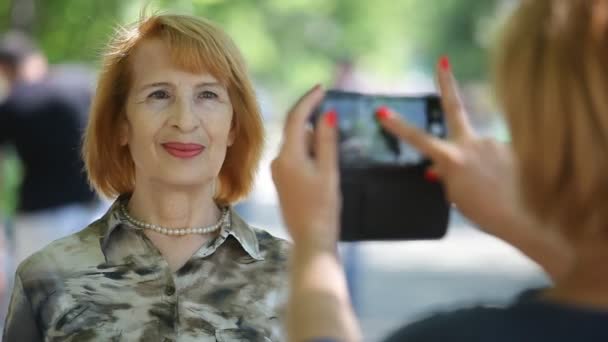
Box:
[122,38,234,189]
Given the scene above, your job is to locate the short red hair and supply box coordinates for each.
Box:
[82,14,264,205]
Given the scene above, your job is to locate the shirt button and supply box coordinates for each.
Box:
[165,285,176,296]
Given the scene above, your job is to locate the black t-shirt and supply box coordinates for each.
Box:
[0,77,96,212]
[384,289,608,341]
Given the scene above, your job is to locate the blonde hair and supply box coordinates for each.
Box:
[82,14,264,205]
[494,0,608,239]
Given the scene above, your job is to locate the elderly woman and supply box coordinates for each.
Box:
[3,14,288,341]
[273,0,608,341]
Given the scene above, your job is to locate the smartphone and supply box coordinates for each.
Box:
[311,90,450,241]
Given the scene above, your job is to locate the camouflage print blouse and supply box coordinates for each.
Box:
[3,199,290,341]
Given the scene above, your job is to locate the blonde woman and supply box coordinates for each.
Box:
[4,14,288,341]
[273,0,608,341]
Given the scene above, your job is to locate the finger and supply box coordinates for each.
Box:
[436,56,476,140]
[424,166,441,183]
[306,125,315,157]
[376,106,452,164]
[278,122,315,161]
[315,110,339,177]
[282,84,325,157]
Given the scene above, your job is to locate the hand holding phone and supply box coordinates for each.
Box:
[311,90,450,241]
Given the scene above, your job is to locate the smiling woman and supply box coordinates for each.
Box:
[3,14,289,341]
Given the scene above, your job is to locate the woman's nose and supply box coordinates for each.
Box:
[168,97,199,132]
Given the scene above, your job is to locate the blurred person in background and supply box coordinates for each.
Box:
[3,13,289,341]
[273,0,608,341]
[0,31,100,265]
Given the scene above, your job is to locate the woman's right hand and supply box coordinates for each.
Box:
[377,56,572,279]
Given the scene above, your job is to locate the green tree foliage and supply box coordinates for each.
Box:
[0,0,503,101]
[0,0,127,63]
[401,0,502,81]
[156,0,502,103]
[0,0,505,214]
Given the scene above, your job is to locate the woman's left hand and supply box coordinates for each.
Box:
[271,85,340,251]
[273,85,361,342]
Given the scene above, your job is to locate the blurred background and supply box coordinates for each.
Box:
[0,0,548,340]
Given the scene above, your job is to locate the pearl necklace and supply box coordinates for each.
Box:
[120,203,229,236]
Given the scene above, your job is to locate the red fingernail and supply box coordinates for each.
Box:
[424,169,439,182]
[376,106,392,120]
[439,55,450,71]
[324,110,337,127]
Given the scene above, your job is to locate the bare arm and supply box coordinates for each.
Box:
[288,245,360,342]
[272,85,361,342]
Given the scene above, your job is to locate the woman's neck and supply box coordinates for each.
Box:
[544,237,608,310]
[127,179,221,231]
[126,179,224,271]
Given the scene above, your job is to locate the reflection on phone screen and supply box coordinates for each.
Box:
[318,94,429,168]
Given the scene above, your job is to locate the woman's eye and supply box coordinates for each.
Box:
[198,91,218,99]
[148,90,170,100]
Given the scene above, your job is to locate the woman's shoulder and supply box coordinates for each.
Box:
[252,227,291,248]
[383,291,608,342]
[248,226,291,263]
[16,219,107,282]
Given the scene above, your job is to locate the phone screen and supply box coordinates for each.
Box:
[316,91,442,168]
[312,90,450,241]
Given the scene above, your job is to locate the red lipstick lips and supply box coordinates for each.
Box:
[162,142,204,159]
